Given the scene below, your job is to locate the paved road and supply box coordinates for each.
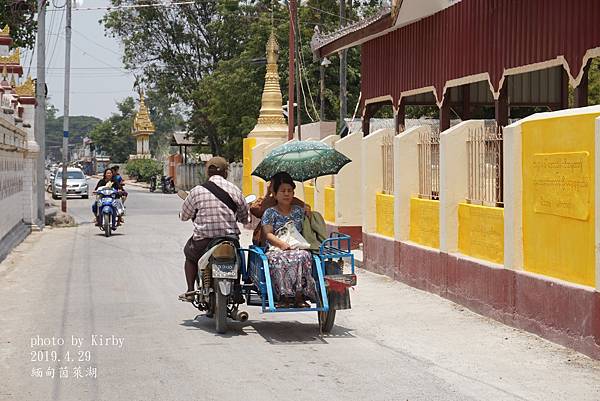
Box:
[1,183,600,401]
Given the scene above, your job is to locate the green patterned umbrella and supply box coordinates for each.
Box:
[252,141,351,182]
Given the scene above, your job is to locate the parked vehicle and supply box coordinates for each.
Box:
[149,175,176,194]
[52,168,89,200]
[94,186,121,237]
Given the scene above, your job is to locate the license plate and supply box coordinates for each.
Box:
[212,262,237,278]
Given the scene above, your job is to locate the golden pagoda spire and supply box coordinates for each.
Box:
[0,25,9,36]
[248,30,287,138]
[133,89,155,134]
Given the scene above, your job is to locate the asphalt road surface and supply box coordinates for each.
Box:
[1,183,600,401]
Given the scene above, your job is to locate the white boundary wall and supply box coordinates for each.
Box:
[334,132,363,227]
[394,125,430,241]
[439,120,482,253]
[361,128,394,234]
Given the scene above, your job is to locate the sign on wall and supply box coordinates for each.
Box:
[532,151,590,221]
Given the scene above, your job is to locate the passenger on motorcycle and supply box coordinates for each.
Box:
[178,156,250,302]
[92,168,124,225]
[111,165,127,222]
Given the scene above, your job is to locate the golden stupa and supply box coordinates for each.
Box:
[133,90,155,134]
[248,31,287,138]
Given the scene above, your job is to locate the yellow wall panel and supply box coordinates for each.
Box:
[304,184,315,211]
[242,138,257,195]
[242,176,253,197]
[324,186,335,223]
[376,193,395,238]
[458,203,504,264]
[522,112,600,287]
[409,198,440,248]
[243,138,256,176]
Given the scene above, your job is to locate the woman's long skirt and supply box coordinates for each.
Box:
[266,250,318,302]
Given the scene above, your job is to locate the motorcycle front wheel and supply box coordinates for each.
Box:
[214,280,228,334]
[103,214,111,237]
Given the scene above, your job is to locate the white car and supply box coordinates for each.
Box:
[52,168,89,199]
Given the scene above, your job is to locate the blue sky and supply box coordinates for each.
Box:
[24,0,135,119]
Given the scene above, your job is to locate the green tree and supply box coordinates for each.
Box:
[0,0,37,49]
[103,0,379,161]
[45,103,102,160]
[89,97,137,163]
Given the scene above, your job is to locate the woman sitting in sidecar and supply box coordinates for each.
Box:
[259,172,317,308]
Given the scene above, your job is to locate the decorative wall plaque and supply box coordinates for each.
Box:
[532,151,590,220]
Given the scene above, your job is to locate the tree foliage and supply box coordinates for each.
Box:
[125,158,163,181]
[88,94,183,163]
[0,0,37,49]
[89,97,137,163]
[45,104,102,160]
[103,0,379,160]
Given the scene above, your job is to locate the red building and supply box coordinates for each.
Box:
[312,0,600,134]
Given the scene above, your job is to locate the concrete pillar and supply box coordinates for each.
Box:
[315,135,339,215]
[394,125,429,241]
[503,120,524,270]
[334,132,363,228]
[439,120,483,252]
[361,128,394,233]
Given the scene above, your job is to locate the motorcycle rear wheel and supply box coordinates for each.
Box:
[214,280,228,334]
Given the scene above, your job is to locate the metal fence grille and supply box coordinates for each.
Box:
[418,128,440,200]
[382,133,394,194]
[466,125,503,207]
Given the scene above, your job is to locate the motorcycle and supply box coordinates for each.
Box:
[94,186,123,237]
[179,191,256,334]
[149,175,176,194]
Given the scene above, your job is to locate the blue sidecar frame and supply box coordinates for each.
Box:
[238,232,356,314]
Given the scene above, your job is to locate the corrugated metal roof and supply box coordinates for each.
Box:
[360,0,600,106]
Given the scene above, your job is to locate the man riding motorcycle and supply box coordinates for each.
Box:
[178,156,249,302]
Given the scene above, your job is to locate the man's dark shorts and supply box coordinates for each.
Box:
[183,237,211,264]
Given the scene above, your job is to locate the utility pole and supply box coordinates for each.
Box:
[61,0,72,212]
[294,4,302,140]
[287,0,296,141]
[320,61,325,121]
[35,0,46,228]
[339,0,347,130]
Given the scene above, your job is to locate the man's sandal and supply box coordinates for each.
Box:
[178,292,195,302]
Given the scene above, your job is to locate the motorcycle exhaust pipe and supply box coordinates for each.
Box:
[231,310,249,322]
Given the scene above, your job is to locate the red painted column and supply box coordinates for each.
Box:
[439,98,450,132]
[575,61,590,108]
[495,83,509,128]
[396,99,406,134]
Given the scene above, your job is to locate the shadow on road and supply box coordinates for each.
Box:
[180,316,355,344]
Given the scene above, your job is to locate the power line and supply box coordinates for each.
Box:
[72,28,124,57]
[47,6,65,69]
[45,0,202,12]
